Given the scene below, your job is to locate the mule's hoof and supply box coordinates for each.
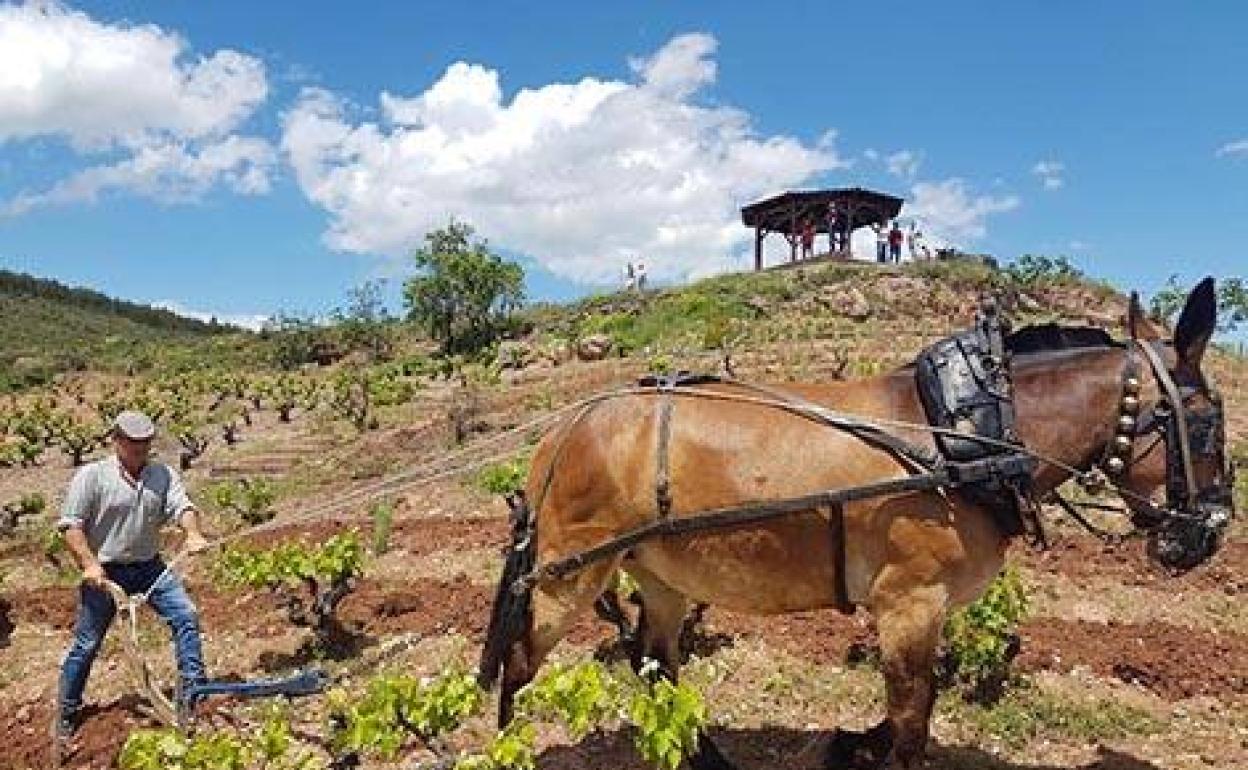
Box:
[689,733,736,770]
[824,725,892,770]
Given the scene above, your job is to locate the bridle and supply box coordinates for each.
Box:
[1091,335,1234,568]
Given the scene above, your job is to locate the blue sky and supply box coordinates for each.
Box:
[1,1,1245,327]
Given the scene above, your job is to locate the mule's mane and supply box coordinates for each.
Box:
[1004,323,1120,355]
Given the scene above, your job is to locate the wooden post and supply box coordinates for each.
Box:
[846,201,858,260]
[755,227,764,271]
[789,201,798,263]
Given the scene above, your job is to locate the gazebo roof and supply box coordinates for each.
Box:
[740,187,904,233]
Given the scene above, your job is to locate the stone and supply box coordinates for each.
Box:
[575,334,614,361]
[746,295,770,317]
[495,340,534,370]
[817,286,872,320]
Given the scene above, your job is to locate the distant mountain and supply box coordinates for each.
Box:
[0,268,242,389]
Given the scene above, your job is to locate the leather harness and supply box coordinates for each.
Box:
[509,321,1228,616]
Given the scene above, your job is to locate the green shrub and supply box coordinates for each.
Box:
[216,532,365,651]
[370,501,395,556]
[207,478,277,526]
[1004,254,1083,286]
[328,670,483,760]
[120,710,319,770]
[474,453,530,495]
[942,566,1028,702]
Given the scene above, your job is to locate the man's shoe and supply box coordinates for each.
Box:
[52,710,79,765]
[54,711,78,740]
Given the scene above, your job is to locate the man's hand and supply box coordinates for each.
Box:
[183,532,210,554]
[82,562,107,590]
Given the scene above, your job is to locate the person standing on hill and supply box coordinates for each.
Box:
[799,218,816,260]
[826,201,843,252]
[54,410,210,744]
[909,223,929,260]
[888,220,904,263]
[874,222,888,263]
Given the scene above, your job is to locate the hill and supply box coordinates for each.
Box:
[0,268,245,390]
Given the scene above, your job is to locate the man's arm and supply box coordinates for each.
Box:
[162,467,209,553]
[63,526,107,589]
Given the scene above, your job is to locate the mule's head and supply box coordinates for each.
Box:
[1116,278,1235,572]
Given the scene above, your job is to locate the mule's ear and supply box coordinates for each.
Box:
[1174,276,1217,367]
[1127,291,1162,340]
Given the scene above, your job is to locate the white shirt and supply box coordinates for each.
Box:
[57,458,193,564]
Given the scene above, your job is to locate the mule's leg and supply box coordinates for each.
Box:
[631,566,734,770]
[825,585,944,770]
[629,565,688,677]
[877,585,946,769]
[499,559,619,728]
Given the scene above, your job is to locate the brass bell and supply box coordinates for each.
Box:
[1120,395,1140,414]
[1117,415,1136,432]
[1123,377,1141,396]
[1106,456,1126,475]
[1113,435,1133,454]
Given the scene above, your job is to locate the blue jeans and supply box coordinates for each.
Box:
[58,558,206,717]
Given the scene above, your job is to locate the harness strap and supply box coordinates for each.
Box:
[714,378,941,472]
[655,392,675,518]
[980,299,1019,443]
[532,471,952,583]
[1048,491,1130,545]
[1136,340,1198,509]
[823,503,853,613]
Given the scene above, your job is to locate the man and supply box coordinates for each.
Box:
[874,222,888,263]
[55,410,210,741]
[888,220,905,263]
[799,218,816,260]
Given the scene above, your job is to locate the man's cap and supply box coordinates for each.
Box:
[113,410,156,440]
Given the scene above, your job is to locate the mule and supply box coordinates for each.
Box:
[482,278,1233,769]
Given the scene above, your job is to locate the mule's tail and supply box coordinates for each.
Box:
[477,490,536,690]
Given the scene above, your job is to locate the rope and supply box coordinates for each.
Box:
[153,376,1190,596]
[1046,492,1135,544]
[137,402,578,607]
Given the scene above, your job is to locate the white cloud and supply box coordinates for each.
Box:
[885,149,922,180]
[1215,138,1248,158]
[902,178,1020,246]
[1031,159,1065,190]
[3,136,274,216]
[154,300,270,332]
[281,33,845,284]
[0,2,273,214]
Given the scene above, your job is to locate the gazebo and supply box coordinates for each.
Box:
[740,187,904,270]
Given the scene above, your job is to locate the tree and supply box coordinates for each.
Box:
[403,220,525,354]
[333,280,396,361]
[1150,275,1248,332]
[1004,254,1083,285]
